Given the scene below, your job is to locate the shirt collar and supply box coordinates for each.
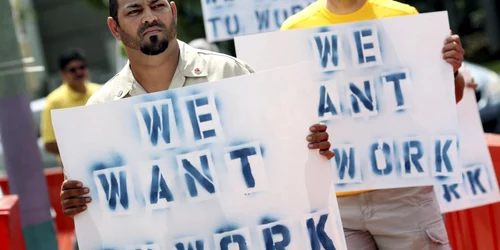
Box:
[113,40,208,100]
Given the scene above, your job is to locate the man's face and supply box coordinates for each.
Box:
[61,60,88,85]
[115,0,177,56]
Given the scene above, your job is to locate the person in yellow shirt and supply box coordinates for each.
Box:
[41,48,101,162]
[282,0,465,249]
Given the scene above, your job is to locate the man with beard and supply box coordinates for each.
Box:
[41,48,101,161]
[59,0,336,221]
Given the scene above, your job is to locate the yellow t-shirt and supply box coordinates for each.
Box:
[281,0,418,196]
[41,82,101,160]
[281,0,418,30]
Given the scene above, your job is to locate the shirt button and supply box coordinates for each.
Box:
[194,68,202,75]
[116,90,123,97]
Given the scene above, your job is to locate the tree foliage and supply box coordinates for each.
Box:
[84,0,500,62]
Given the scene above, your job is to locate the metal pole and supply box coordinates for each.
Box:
[0,1,57,249]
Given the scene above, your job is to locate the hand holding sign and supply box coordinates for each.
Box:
[442,34,465,74]
[60,180,91,217]
[308,123,335,160]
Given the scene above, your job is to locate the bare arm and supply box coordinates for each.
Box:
[454,71,465,104]
[44,142,59,155]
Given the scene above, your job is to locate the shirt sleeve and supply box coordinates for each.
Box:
[410,7,419,14]
[280,19,295,31]
[232,58,256,75]
[41,99,56,143]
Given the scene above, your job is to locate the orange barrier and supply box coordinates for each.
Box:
[445,133,500,250]
[0,167,75,250]
[0,195,26,250]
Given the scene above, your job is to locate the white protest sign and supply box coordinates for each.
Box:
[235,12,463,193]
[201,0,313,42]
[435,88,500,213]
[52,63,347,250]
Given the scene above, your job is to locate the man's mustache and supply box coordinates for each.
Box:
[138,21,166,35]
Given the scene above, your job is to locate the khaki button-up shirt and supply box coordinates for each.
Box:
[86,40,255,105]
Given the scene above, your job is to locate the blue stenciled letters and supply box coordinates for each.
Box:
[226,15,240,35]
[149,164,174,207]
[255,5,307,32]
[174,237,205,250]
[255,9,270,31]
[433,136,458,177]
[135,99,180,149]
[442,183,461,202]
[370,139,394,176]
[207,15,240,39]
[177,150,217,200]
[401,138,427,178]
[381,69,412,112]
[318,83,341,121]
[215,228,251,250]
[261,222,291,250]
[305,213,336,250]
[229,147,257,188]
[207,17,221,38]
[465,165,490,196]
[224,142,268,194]
[331,144,361,184]
[442,165,491,203]
[183,92,224,144]
[351,26,382,68]
[312,31,345,72]
[94,167,132,214]
[348,76,378,118]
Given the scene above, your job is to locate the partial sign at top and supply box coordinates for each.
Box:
[201,0,313,42]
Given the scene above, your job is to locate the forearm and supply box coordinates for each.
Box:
[44,142,60,155]
[454,71,465,104]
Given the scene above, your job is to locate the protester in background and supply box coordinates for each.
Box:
[188,38,220,52]
[281,0,465,249]
[41,48,101,162]
[59,0,335,219]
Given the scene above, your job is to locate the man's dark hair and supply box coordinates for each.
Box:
[59,48,87,71]
[109,0,119,25]
[109,0,173,26]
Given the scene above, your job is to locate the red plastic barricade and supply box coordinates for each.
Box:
[0,195,26,250]
[0,167,74,234]
[0,167,75,250]
[445,133,500,250]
